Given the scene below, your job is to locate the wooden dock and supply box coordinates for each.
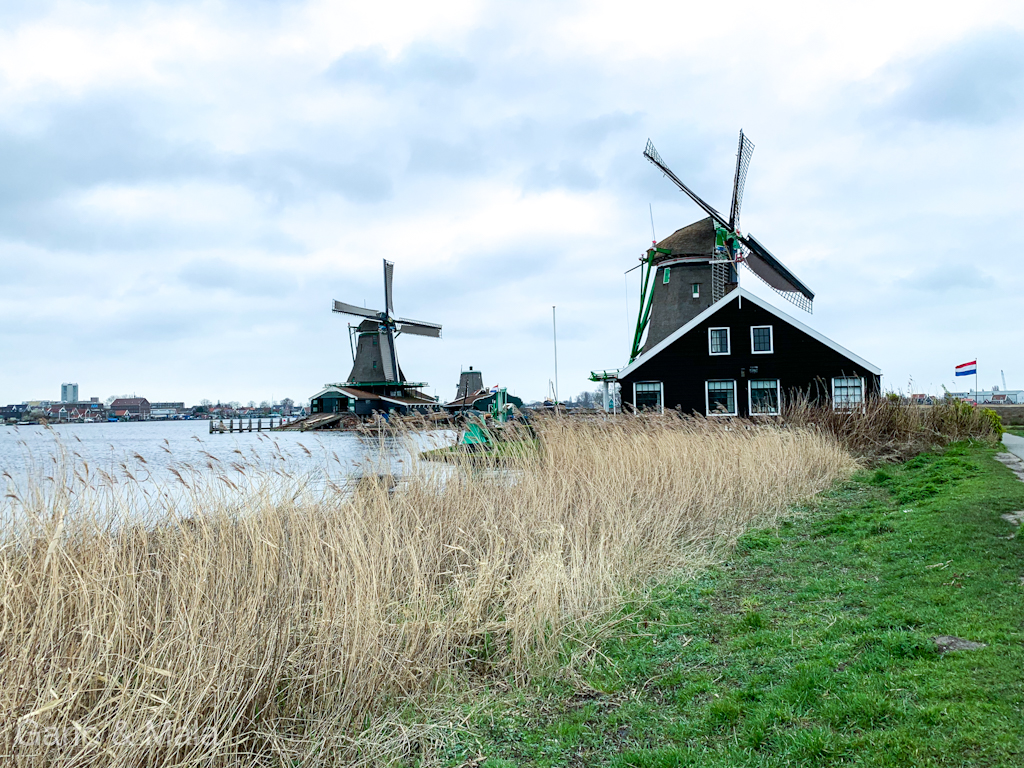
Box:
[209,417,289,434]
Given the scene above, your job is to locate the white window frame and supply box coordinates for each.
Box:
[705,380,738,416]
[750,325,774,354]
[691,283,700,298]
[663,267,671,284]
[831,376,865,411]
[633,381,664,414]
[748,379,781,416]
[708,327,731,356]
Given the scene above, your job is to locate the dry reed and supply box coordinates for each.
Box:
[781,396,1000,463]
[0,416,854,766]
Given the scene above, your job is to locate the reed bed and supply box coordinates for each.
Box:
[781,396,1001,463]
[0,417,854,767]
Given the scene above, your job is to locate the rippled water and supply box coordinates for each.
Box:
[0,420,456,491]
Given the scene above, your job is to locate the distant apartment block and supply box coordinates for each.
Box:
[61,383,79,403]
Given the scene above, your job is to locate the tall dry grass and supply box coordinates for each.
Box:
[781,396,1000,463]
[0,416,854,767]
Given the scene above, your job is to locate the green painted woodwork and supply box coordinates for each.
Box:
[461,421,492,445]
[629,247,671,362]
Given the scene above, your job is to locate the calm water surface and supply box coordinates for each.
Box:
[0,420,455,488]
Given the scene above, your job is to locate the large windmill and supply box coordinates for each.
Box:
[331,259,442,394]
[628,131,814,361]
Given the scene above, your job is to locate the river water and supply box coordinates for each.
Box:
[0,420,456,502]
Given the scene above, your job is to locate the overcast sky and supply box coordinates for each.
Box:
[1,0,1021,405]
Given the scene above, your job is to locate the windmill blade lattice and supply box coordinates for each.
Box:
[738,235,814,313]
[378,333,397,381]
[333,300,380,318]
[384,260,395,316]
[397,319,442,338]
[729,131,755,233]
[643,139,729,225]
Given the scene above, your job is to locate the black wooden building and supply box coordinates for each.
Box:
[617,288,881,416]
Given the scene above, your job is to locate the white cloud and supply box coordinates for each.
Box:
[1,0,1023,404]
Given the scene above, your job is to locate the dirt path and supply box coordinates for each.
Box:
[998,434,1024,482]
[1003,433,1024,460]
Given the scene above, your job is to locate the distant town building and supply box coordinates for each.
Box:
[1,404,28,421]
[44,401,105,421]
[150,402,185,419]
[109,397,151,420]
[949,389,1023,404]
[61,383,79,403]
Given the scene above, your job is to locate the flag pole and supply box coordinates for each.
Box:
[552,306,559,409]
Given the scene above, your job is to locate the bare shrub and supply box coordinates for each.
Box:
[781,396,999,463]
[0,416,854,766]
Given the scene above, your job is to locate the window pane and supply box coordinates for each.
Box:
[636,382,662,411]
[833,377,863,407]
[663,267,671,284]
[752,327,772,352]
[692,283,700,298]
[750,379,779,414]
[707,381,735,414]
[710,329,729,354]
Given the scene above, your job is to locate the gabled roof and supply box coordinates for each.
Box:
[310,384,437,408]
[444,387,493,408]
[310,385,382,401]
[617,287,881,379]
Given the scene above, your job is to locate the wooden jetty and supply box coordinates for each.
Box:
[209,417,290,434]
[275,413,358,431]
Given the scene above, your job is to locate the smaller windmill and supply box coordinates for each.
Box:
[331,259,442,393]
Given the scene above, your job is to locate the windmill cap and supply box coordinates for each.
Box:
[653,216,717,259]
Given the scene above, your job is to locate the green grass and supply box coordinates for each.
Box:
[437,441,1024,767]
[1005,427,1024,438]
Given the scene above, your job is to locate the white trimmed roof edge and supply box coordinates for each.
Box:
[309,385,378,401]
[617,287,881,379]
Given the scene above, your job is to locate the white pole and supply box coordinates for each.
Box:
[552,306,559,407]
[602,380,609,413]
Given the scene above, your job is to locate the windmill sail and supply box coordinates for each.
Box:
[739,234,814,312]
[729,131,755,232]
[644,140,728,225]
[397,319,442,338]
[379,332,397,381]
[333,300,380,318]
[384,260,395,316]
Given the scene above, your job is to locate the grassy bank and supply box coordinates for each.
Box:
[446,440,1024,767]
[1,418,853,767]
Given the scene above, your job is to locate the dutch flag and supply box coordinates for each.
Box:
[955,360,977,376]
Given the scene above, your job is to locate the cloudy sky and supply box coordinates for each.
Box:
[1,0,1021,406]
